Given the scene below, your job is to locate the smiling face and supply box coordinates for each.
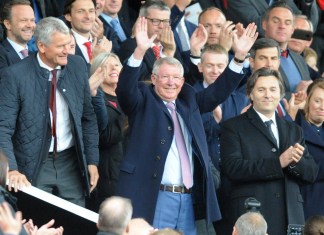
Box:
[65,0,96,38]
[4,4,36,46]
[262,7,294,48]
[102,56,122,86]
[249,75,281,118]
[151,63,184,102]
[306,87,324,126]
[38,32,71,68]
[198,52,228,85]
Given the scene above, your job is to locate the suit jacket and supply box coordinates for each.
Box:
[279,50,311,99]
[115,62,245,224]
[221,107,318,235]
[173,19,197,69]
[295,111,324,219]
[0,39,24,71]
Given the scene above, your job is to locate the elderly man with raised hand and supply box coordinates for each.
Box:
[115,15,257,235]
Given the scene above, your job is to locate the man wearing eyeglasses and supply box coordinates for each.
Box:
[117,0,187,81]
[115,17,257,235]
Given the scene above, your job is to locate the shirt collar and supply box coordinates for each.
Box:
[6,37,28,54]
[71,29,92,45]
[36,53,61,71]
[254,108,277,127]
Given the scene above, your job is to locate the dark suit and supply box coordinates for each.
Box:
[115,62,245,224]
[279,50,311,98]
[295,111,324,219]
[0,39,24,71]
[220,107,318,235]
[174,19,197,69]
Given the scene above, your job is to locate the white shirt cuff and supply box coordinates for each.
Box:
[127,54,142,67]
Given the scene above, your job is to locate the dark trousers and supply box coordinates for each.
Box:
[34,148,85,207]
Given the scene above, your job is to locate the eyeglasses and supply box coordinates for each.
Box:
[146,17,170,26]
[154,74,184,82]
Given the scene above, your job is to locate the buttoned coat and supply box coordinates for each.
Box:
[115,62,244,224]
[0,54,99,195]
[0,39,24,71]
[221,107,318,235]
[295,112,324,219]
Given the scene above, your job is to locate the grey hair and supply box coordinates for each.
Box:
[235,212,268,235]
[139,0,170,17]
[34,17,69,46]
[90,52,121,76]
[295,14,314,33]
[98,196,133,234]
[152,57,184,77]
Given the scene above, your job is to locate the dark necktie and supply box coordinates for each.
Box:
[50,69,58,154]
[166,102,193,189]
[152,45,161,60]
[83,41,92,61]
[264,120,278,147]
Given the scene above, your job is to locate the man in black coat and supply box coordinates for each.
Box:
[221,68,318,235]
[0,17,99,207]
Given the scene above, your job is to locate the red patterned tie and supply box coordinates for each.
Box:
[84,41,92,61]
[152,45,161,60]
[50,70,58,154]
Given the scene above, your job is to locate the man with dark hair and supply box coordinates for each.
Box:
[0,17,99,207]
[227,0,318,38]
[221,67,318,235]
[0,0,35,71]
[262,2,312,98]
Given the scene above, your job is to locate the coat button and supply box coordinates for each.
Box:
[271,148,277,152]
[275,192,280,198]
[168,126,172,131]
[161,139,166,144]
[152,173,157,178]
[156,156,161,160]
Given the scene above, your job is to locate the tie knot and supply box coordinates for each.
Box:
[111,18,119,27]
[84,41,92,48]
[166,102,175,111]
[281,49,289,58]
[264,120,273,127]
[152,45,161,60]
[20,49,29,58]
